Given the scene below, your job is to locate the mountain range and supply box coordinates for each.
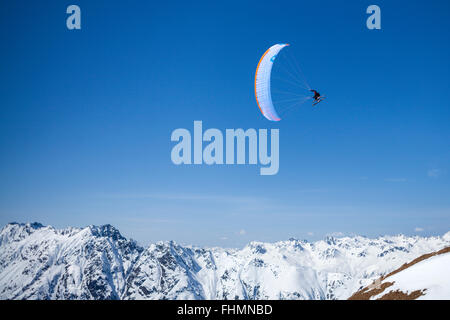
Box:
[0,222,449,300]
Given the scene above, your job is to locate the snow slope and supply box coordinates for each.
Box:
[1,222,449,300]
[350,247,450,300]
[377,252,450,299]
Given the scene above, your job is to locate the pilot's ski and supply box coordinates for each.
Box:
[312,96,326,106]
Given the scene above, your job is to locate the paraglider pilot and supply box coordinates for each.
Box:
[310,89,324,106]
[310,89,321,101]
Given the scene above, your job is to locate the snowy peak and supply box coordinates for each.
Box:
[0,222,143,300]
[0,222,46,244]
[1,222,449,300]
[88,224,125,241]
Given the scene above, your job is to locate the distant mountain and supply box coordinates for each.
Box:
[1,222,449,300]
[349,246,450,300]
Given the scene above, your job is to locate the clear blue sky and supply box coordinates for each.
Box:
[1,0,449,247]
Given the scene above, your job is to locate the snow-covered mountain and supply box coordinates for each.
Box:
[349,247,450,300]
[0,222,142,299]
[1,222,449,300]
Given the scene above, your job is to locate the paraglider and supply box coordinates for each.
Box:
[254,43,324,121]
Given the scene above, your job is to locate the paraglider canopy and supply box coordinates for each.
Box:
[254,44,289,121]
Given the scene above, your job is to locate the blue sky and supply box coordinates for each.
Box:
[0,0,449,247]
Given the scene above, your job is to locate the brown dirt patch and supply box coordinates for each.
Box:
[377,289,426,300]
[348,282,394,300]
